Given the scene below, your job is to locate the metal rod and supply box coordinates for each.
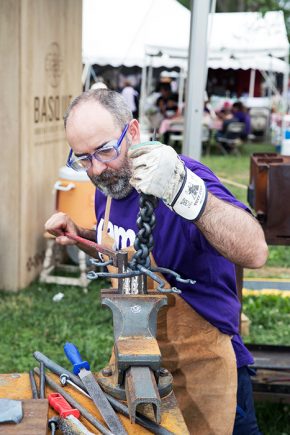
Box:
[64,232,117,260]
[29,370,39,399]
[60,373,91,398]
[34,367,113,435]
[34,351,82,388]
[39,362,45,399]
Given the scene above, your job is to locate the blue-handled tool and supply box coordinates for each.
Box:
[64,342,90,375]
[64,342,127,435]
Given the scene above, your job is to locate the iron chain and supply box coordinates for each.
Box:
[129,194,158,270]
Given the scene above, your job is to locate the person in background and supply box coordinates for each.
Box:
[231,101,251,140]
[215,102,235,151]
[203,96,217,129]
[215,101,250,152]
[155,83,178,118]
[121,79,139,119]
[157,91,180,143]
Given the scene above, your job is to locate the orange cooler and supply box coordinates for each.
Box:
[54,166,96,229]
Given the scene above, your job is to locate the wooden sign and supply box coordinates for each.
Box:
[0,0,82,290]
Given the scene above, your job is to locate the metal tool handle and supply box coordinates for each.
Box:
[64,342,90,375]
[48,392,80,419]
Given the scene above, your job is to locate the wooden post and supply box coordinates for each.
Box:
[0,0,82,290]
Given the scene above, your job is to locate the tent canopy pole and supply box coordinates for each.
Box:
[183,0,211,160]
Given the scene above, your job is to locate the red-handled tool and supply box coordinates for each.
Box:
[48,393,93,434]
[49,392,80,418]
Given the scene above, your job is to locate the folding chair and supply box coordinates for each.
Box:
[216,121,246,155]
[168,120,184,150]
[202,124,211,155]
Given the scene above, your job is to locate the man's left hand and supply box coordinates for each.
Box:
[128,141,207,221]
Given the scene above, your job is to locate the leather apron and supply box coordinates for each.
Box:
[100,197,237,435]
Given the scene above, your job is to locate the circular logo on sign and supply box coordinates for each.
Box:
[45,42,63,88]
[131,305,141,314]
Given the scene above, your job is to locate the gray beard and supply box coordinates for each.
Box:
[88,157,133,199]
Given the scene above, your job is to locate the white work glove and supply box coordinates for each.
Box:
[128,141,207,221]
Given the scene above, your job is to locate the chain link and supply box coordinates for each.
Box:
[129,194,158,270]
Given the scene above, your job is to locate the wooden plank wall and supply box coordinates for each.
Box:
[0,0,82,290]
[0,1,21,291]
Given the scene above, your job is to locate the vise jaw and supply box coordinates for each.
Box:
[98,289,173,423]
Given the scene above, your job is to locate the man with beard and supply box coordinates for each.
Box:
[45,89,267,435]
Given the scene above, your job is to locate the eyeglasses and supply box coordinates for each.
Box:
[66,123,129,172]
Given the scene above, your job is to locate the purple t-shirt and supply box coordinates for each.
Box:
[234,111,251,135]
[95,156,254,368]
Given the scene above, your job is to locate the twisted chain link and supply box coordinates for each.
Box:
[129,194,158,270]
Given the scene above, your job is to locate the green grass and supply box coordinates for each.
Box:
[254,403,290,435]
[0,280,113,373]
[202,142,274,202]
[242,295,290,435]
[243,294,290,346]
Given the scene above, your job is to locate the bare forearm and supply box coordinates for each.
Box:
[195,192,268,268]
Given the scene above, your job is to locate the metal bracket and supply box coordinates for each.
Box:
[125,366,161,424]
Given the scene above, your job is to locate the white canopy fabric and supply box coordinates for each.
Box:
[208,56,288,73]
[83,0,289,72]
[209,11,289,58]
[83,0,190,67]
[145,46,289,73]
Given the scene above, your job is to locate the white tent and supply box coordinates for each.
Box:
[83,1,289,73]
[83,0,190,68]
[210,11,288,58]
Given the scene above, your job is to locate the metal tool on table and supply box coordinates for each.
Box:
[33,351,175,435]
[48,392,94,435]
[29,369,39,399]
[29,362,46,400]
[39,361,46,399]
[0,398,23,424]
[64,342,127,435]
[34,366,114,435]
[60,373,91,398]
[0,372,48,433]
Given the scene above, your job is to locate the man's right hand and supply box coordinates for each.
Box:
[45,212,79,245]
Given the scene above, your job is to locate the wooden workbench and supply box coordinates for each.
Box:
[0,372,189,434]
